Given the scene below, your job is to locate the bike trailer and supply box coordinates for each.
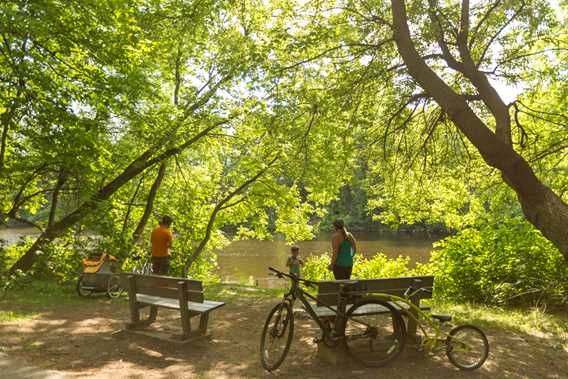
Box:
[81,252,119,274]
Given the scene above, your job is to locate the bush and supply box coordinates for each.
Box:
[352,254,414,279]
[0,269,34,296]
[303,252,420,282]
[430,221,568,306]
[303,254,334,281]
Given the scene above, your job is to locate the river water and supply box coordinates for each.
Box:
[217,232,438,285]
[1,228,439,285]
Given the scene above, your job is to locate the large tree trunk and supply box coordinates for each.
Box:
[7,123,220,274]
[390,0,568,259]
[131,161,167,244]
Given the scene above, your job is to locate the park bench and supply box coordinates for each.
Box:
[124,273,225,343]
[310,275,435,364]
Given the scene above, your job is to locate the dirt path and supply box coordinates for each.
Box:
[0,352,67,379]
[0,294,567,378]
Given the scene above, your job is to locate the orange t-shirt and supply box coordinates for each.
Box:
[151,226,173,257]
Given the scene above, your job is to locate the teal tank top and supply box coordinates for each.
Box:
[336,239,354,267]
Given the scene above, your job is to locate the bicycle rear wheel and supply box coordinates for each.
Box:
[76,276,92,297]
[260,301,294,371]
[446,324,489,370]
[342,298,406,367]
[106,274,124,298]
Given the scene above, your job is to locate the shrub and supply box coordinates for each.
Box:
[303,252,420,282]
[303,254,334,281]
[352,254,414,279]
[430,221,568,306]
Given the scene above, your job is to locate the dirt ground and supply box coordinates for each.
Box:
[0,293,567,379]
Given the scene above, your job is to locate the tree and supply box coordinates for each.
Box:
[2,0,260,274]
[389,0,568,258]
[2,0,350,277]
[260,0,568,258]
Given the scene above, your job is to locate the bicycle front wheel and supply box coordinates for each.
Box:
[342,298,406,367]
[260,301,294,371]
[446,324,489,370]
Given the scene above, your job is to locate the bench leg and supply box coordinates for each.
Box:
[199,313,209,335]
[179,314,191,338]
[129,303,140,325]
[148,306,158,323]
[127,305,158,329]
[405,300,420,344]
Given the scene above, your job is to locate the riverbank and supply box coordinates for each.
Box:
[0,281,566,378]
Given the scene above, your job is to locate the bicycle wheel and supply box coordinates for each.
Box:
[143,262,153,275]
[260,301,294,371]
[342,298,406,367]
[446,324,489,370]
[76,276,92,297]
[106,274,124,299]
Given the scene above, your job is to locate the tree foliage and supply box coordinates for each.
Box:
[0,0,566,279]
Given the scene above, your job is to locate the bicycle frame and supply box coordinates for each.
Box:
[370,291,447,352]
[281,277,349,335]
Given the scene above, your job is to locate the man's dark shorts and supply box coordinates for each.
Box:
[151,256,170,275]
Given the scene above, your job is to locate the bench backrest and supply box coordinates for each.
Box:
[316,275,434,306]
[126,273,204,303]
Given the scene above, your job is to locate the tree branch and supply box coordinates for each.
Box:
[182,155,279,276]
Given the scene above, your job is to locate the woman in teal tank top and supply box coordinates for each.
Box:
[329,219,357,280]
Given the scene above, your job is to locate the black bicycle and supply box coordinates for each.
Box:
[259,267,406,371]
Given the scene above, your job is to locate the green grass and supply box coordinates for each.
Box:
[1,280,84,307]
[431,301,568,342]
[204,282,287,301]
[0,280,95,324]
[0,310,39,321]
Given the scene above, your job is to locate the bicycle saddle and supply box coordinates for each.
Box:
[132,255,142,261]
[430,314,452,323]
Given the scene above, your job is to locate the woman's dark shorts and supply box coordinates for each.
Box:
[333,265,352,280]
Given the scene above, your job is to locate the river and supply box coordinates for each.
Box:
[1,228,439,285]
[217,232,438,285]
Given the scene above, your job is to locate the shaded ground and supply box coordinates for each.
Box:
[0,284,567,378]
[0,352,66,379]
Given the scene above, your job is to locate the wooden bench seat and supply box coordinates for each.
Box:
[136,294,224,313]
[124,273,225,343]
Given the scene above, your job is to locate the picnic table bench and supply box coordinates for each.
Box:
[124,273,224,343]
[310,275,434,364]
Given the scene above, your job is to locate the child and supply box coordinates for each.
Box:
[286,245,304,277]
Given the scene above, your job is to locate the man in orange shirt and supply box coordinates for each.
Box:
[150,215,173,275]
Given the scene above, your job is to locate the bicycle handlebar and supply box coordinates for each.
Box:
[268,267,318,288]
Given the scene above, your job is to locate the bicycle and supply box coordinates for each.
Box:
[131,253,152,275]
[371,283,490,371]
[259,267,406,371]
